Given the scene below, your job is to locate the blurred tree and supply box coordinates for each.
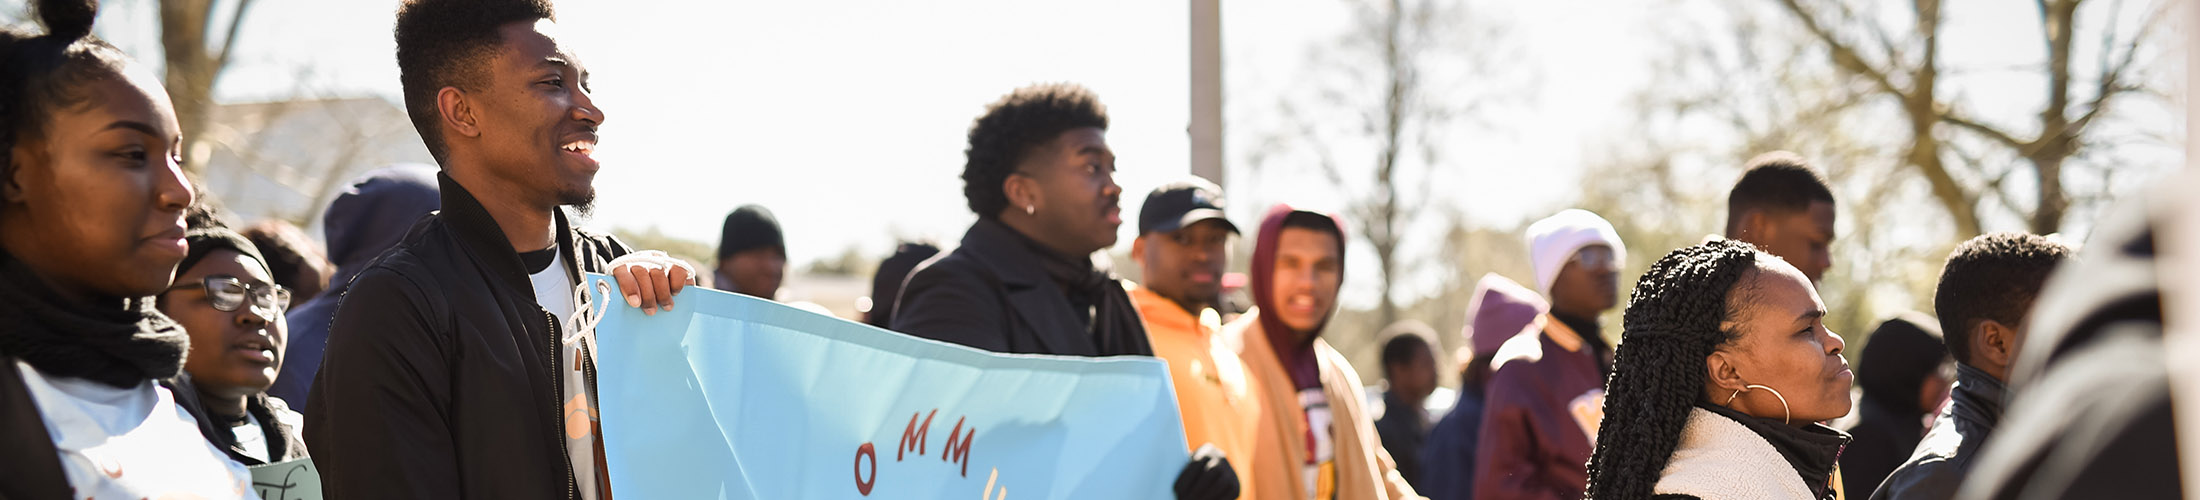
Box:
[610,226,715,274]
[804,244,880,278]
[1774,0,2173,237]
[159,0,258,175]
[1581,0,2176,351]
[1246,0,1521,329]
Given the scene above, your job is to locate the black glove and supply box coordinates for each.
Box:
[1174,443,1240,500]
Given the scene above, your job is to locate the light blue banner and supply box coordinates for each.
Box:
[584,274,1190,499]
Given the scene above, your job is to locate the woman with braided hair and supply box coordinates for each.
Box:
[0,0,255,497]
[1584,239,1854,500]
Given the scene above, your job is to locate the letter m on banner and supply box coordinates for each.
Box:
[944,416,973,477]
[899,409,937,460]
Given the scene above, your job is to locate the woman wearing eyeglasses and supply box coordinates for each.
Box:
[158,226,309,466]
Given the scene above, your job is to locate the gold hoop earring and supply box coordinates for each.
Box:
[1724,383,1792,425]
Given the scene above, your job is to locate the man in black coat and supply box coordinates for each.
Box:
[1873,233,2071,500]
[891,83,1237,499]
[306,1,690,498]
[1952,194,2183,500]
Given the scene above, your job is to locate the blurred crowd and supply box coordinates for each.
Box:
[0,0,2185,499]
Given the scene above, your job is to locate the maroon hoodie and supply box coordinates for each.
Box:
[1248,204,1348,392]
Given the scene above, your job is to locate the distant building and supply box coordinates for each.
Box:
[192,97,433,238]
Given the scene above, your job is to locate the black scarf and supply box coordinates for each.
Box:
[0,251,189,388]
[1701,403,1851,500]
[1018,229,1149,356]
[164,374,308,465]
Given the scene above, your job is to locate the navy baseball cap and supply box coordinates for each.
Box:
[1139,177,1238,235]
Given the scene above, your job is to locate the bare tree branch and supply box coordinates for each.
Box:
[1775,0,1907,97]
[2066,0,2163,136]
[214,0,256,72]
[1937,110,2028,149]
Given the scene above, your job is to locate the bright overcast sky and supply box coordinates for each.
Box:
[33,0,2181,308]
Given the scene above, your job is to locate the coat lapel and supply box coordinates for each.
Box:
[1002,282,1087,355]
[963,220,1089,356]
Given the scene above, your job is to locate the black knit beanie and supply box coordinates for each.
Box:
[177,227,273,280]
[717,204,784,259]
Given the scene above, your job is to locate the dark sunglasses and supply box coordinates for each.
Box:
[166,275,292,314]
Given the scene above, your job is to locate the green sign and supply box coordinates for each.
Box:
[249,458,322,500]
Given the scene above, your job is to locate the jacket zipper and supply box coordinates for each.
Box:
[546,309,576,500]
[582,335,601,498]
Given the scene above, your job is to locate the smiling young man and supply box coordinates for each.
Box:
[306,1,691,498]
[1231,204,1423,500]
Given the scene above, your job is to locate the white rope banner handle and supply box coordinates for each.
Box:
[562,280,614,365]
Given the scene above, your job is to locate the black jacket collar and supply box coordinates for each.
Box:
[435,172,584,295]
[1951,362,2006,430]
[957,218,1088,354]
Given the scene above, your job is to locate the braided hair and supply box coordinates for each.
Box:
[1,0,129,184]
[1585,238,1766,499]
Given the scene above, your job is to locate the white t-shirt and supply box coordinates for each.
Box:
[528,244,604,500]
[15,360,256,499]
[1300,387,1337,500]
[232,412,269,463]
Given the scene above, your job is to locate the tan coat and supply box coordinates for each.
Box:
[1229,310,1424,500]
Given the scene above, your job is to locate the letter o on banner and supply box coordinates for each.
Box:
[855,442,877,495]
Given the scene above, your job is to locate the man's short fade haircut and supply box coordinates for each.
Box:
[1934,232,2072,365]
[1725,151,1835,234]
[961,83,1108,218]
[394,0,556,164]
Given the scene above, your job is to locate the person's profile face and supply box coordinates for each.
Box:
[161,250,287,397]
[1551,244,1620,317]
[3,62,193,300]
[1022,127,1120,254]
[1140,219,1232,309]
[1269,226,1341,335]
[478,19,604,210]
[1719,258,1852,423]
[1765,201,1835,283]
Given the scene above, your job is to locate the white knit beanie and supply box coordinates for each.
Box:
[1526,209,1628,297]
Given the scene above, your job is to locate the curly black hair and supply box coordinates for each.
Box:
[1934,232,2071,365]
[961,83,1108,218]
[394,0,555,164]
[1725,151,1835,234]
[1,0,131,181]
[1585,238,1766,500]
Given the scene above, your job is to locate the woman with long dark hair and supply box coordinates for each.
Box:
[1584,239,1854,500]
[0,0,254,496]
